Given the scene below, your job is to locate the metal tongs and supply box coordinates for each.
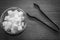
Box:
[26,3,59,32]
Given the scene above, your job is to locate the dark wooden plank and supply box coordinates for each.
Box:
[0,0,59,40]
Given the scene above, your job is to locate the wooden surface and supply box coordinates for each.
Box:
[0,0,60,40]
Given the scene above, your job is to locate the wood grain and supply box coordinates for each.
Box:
[0,0,60,40]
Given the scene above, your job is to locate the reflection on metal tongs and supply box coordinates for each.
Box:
[26,3,59,32]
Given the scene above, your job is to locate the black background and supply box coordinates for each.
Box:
[0,0,60,40]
